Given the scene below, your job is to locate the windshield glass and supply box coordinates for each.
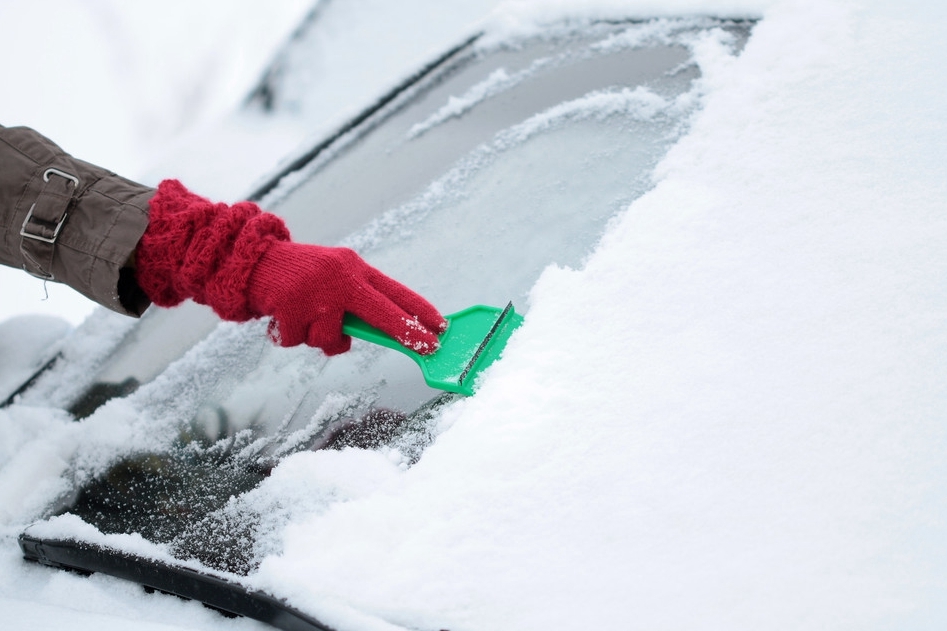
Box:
[28,19,752,577]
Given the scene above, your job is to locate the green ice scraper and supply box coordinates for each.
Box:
[342,303,523,396]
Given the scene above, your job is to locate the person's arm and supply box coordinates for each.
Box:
[0,125,445,355]
[136,179,445,355]
[0,124,152,315]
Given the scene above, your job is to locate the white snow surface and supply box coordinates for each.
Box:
[4,0,947,630]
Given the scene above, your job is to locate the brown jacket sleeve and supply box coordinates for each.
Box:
[0,124,154,316]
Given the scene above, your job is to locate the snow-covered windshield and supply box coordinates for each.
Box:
[65,19,749,416]
[24,19,751,578]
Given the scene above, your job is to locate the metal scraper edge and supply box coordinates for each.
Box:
[458,301,515,386]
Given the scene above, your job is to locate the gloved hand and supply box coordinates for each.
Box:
[136,180,445,356]
[247,241,445,355]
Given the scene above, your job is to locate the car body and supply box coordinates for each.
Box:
[8,14,752,631]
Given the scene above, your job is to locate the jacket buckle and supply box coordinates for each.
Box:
[20,203,68,244]
[19,168,78,244]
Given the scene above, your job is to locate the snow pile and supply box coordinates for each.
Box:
[252,2,947,631]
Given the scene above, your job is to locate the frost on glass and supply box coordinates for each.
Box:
[33,20,752,578]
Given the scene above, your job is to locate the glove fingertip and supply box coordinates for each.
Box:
[309,328,351,356]
[413,304,447,335]
[394,323,440,356]
[269,318,307,348]
[321,338,352,356]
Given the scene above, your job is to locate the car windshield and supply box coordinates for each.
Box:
[23,19,751,577]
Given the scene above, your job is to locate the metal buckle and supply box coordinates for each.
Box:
[43,167,79,187]
[19,168,78,244]
[20,204,68,243]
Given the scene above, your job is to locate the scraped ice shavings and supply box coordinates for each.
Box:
[408,18,725,141]
[344,22,734,257]
[344,83,686,256]
[408,65,540,139]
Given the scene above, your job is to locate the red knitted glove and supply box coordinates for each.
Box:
[136,180,446,356]
[246,241,445,355]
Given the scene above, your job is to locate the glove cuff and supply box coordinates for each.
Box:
[136,179,291,321]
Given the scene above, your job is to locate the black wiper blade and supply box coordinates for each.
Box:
[19,534,334,631]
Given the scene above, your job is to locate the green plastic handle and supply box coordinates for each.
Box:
[342,304,523,396]
[341,314,416,354]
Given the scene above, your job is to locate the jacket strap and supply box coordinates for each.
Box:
[19,167,79,280]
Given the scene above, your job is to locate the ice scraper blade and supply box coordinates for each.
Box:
[342,303,523,396]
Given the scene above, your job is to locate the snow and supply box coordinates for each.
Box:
[3,0,947,630]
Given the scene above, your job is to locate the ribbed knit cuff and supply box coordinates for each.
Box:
[136,179,291,322]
